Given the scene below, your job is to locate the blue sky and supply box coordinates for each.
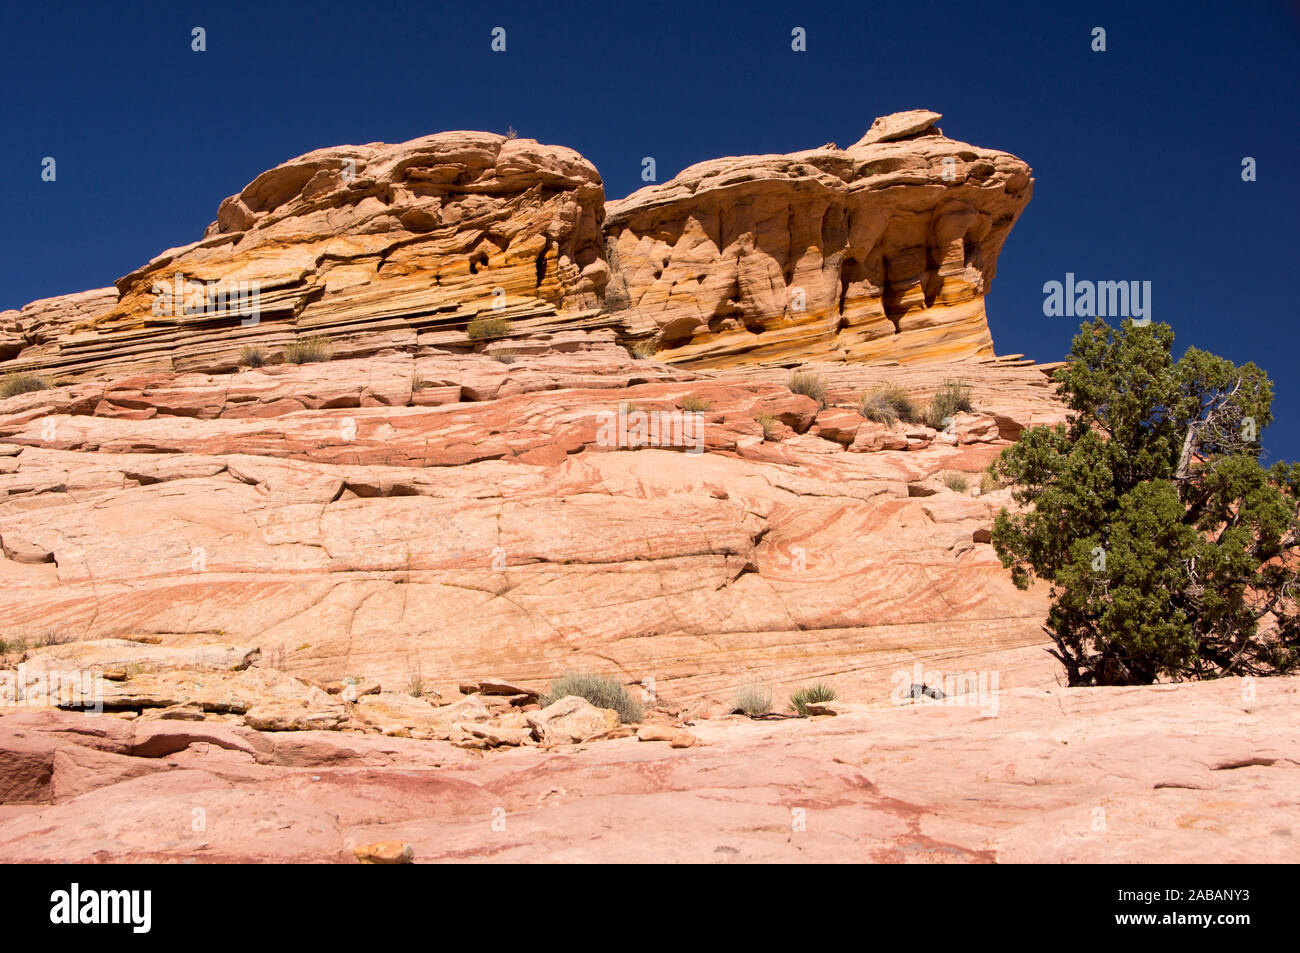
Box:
[3,0,1298,457]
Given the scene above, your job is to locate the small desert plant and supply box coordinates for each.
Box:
[631,338,660,359]
[505,126,519,140]
[467,315,511,341]
[979,468,1000,494]
[0,371,48,399]
[681,395,712,412]
[755,412,779,440]
[541,671,643,723]
[789,682,837,716]
[923,379,974,430]
[284,335,333,365]
[858,383,918,426]
[35,629,72,648]
[490,348,518,364]
[733,683,773,716]
[404,658,426,698]
[941,471,970,493]
[789,371,827,406]
[239,345,267,368]
[411,374,430,391]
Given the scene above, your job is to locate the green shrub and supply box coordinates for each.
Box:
[923,379,974,430]
[681,395,712,412]
[789,371,827,406]
[541,671,643,723]
[991,318,1300,685]
[0,371,48,398]
[789,682,837,716]
[859,383,917,426]
[733,683,773,716]
[239,346,267,368]
[941,471,970,493]
[467,315,511,341]
[284,335,334,364]
[755,412,779,439]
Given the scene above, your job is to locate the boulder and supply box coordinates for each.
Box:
[242,702,347,732]
[355,693,490,736]
[353,841,414,864]
[635,725,699,748]
[526,696,621,745]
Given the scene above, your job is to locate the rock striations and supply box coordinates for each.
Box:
[0,110,1031,380]
[0,112,1048,707]
[606,109,1032,366]
[9,113,1283,865]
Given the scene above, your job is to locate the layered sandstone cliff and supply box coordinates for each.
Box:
[5,115,1296,867]
[0,110,1032,381]
[2,132,610,383]
[606,110,1033,366]
[0,108,1056,706]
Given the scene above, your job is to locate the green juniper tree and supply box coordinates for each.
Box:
[991,318,1300,685]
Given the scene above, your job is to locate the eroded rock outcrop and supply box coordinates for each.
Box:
[605,110,1033,366]
[3,133,610,384]
[0,111,1032,384]
[0,343,1065,703]
[1,675,1295,862]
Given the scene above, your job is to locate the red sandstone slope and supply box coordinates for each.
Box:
[3,115,1290,865]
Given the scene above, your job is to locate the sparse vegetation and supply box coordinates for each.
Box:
[980,468,1000,494]
[755,412,779,440]
[733,683,773,716]
[467,315,511,341]
[789,682,837,716]
[35,629,72,648]
[681,395,712,412]
[541,671,643,723]
[490,348,518,364]
[941,471,970,493]
[923,379,974,430]
[505,126,519,140]
[631,338,660,359]
[239,345,267,368]
[411,374,430,391]
[404,658,426,698]
[858,383,918,426]
[284,335,334,364]
[0,370,48,399]
[789,371,827,406]
[0,638,27,655]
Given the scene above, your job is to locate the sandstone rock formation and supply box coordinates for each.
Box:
[605,110,1033,366]
[2,133,609,384]
[0,344,1066,705]
[0,113,1181,866]
[0,675,1294,862]
[0,110,1033,383]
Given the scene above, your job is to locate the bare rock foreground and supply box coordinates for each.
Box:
[0,112,1290,863]
[0,676,1294,863]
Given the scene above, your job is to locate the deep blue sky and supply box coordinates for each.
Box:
[3,1,1298,457]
